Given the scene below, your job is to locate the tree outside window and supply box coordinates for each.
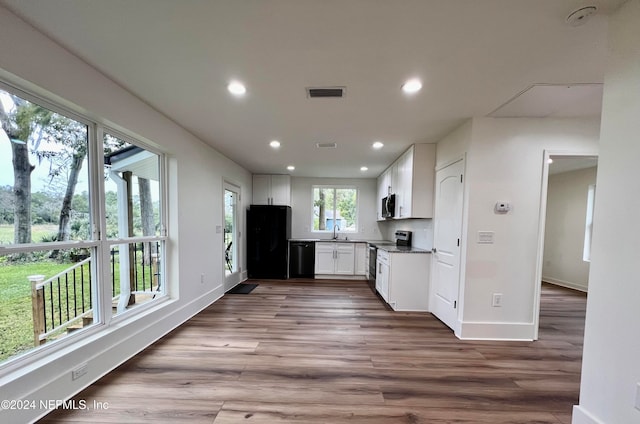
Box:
[312,187,357,232]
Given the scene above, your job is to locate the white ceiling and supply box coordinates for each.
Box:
[0,0,624,178]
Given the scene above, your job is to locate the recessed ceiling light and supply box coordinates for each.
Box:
[402,78,422,94]
[360,166,368,172]
[227,81,246,96]
[287,165,295,171]
[372,141,384,150]
[269,140,281,148]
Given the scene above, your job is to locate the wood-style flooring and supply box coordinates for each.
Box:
[40,281,586,424]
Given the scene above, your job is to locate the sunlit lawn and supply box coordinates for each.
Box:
[0,224,58,244]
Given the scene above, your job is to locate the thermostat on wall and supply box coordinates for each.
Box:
[495,202,511,213]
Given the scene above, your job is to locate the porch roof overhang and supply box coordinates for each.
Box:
[105,145,158,181]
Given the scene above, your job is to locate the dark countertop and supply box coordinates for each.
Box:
[377,245,431,254]
[289,238,372,243]
[288,239,431,253]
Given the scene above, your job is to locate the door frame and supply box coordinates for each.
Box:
[532,150,598,339]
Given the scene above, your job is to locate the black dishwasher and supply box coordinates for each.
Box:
[289,241,315,278]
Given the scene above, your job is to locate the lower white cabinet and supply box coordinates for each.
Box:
[315,242,367,277]
[376,250,390,302]
[355,243,367,275]
[376,250,430,311]
[315,242,354,275]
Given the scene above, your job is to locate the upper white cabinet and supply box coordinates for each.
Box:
[377,144,435,219]
[252,174,291,206]
[376,169,391,220]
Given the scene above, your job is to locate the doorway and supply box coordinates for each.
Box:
[534,152,597,339]
[224,181,241,289]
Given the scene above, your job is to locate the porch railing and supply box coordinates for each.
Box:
[29,257,92,345]
[29,241,161,346]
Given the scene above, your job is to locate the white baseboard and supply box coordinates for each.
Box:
[572,405,605,424]
[542,277,588,292]
[458,321,535,341]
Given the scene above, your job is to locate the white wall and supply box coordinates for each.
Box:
[461,117,599,339]
[290,177,383,241]
[573,1,640,423]
[542,166,597,292]
[0,7,252,423]
[436,117,600,340]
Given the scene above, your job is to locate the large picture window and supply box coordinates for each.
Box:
[312,186,358,232]
[103,132,165,317]
[0,84,167,366]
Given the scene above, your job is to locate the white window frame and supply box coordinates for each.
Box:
[0,80,169,371]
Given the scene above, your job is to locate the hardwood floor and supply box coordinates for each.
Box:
[40,281,586,424]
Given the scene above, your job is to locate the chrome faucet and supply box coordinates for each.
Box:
[332,224,340,240]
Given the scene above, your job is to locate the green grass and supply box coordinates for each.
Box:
[0,261,72,362]
[0,224,58,244]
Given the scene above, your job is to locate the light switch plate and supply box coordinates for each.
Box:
[478,231,494,244]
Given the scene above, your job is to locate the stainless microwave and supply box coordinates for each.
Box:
[382,194,395,218]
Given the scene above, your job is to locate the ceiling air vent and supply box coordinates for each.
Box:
[316,142,337,149]
[306,87,346,98]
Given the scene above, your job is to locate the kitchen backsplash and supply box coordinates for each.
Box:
[378,218,433,250]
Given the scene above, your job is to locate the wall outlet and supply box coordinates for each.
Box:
[492,293,503,307]
[72,363,88,380]
[635,383,640,411]
[200,273,205,284]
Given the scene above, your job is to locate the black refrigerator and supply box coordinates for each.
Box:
[246,205,291,279]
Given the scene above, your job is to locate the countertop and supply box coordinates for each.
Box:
[289,238,373,243]
[376,245,431,254]
[288,239,431,253]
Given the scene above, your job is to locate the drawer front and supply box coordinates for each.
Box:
[377,250,390,265]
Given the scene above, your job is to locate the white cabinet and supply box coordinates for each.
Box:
[252,174,291,206]
[376,144,435,219]
[396,148,413,218]
[377,250,430,311]
[315,242,360,276]
[377,168,392,220]
[314,242,335,274]
[354,243,367,275]
[335,244,355,275]
[376,250,390,302]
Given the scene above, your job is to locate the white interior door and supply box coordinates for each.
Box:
[430,160,464,331]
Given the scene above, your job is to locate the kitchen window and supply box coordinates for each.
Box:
[312,186,358,232]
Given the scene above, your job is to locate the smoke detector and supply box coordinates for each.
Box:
[566,6,597,26]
